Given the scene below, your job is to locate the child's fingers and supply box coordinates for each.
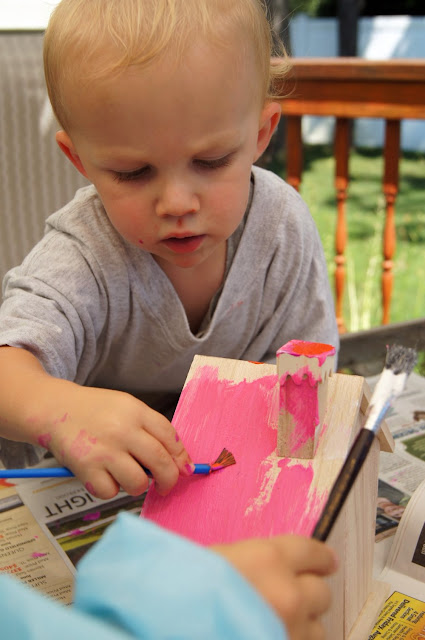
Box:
[278,536,338,576]
[126,430,188,495]
[297,573,332,618]
[80,468,121,500]
[140,407,194,473]
[103,455,152,496]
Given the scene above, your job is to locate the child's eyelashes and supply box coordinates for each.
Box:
[113,166,151,183]
[112,154,233,183]
[194,154,233,170]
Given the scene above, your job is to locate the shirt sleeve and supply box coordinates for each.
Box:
[0,512,287,640]
[75,512,287,640]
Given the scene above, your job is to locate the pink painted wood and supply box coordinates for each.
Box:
[142,355,361,546]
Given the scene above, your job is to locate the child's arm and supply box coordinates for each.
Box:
[0,346,194,498]
[212,535,337,639]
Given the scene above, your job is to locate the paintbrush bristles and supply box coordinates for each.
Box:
[385,344,417,375]
[210,448,236,471]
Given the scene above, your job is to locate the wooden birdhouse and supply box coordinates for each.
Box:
[142,341,395,639]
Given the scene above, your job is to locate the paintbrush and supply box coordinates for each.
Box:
[312,344,417,542]
[0,447,236,479]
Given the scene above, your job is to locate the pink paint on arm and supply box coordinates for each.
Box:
[69,430,97,459]
[37,433,52,449]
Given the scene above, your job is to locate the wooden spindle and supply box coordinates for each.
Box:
[286,115,303,192]
[334,118,350,333]
[382,119,400,324]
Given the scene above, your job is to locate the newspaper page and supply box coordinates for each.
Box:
[0,481,74,604]
[0,474,146,603]
[367,372,425,541]
[369,478,425,639]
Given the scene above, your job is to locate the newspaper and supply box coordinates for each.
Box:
[369,372,425,541]
[369,478,425,639]
[0,474,146,603]
[1,370,424,610]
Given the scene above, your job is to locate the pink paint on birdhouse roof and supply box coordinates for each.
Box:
[277,340,336,366]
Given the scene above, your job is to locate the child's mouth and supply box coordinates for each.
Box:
[162,235,205,254]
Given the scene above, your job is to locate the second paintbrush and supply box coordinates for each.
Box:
[312,344,417,542]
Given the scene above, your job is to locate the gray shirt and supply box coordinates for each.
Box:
[0,166,339,415]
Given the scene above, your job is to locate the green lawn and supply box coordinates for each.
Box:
[261,144,425,332]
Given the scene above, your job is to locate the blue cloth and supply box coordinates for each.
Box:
[0,512,287,639]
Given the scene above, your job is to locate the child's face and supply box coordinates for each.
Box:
[57,40,280,271]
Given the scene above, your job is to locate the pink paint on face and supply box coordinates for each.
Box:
[142,365,329,544]
[37,433,52,449]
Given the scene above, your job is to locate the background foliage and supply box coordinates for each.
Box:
[287,0,425,17]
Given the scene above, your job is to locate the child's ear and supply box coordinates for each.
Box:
[56,131,89,178]
[254,101,281,162]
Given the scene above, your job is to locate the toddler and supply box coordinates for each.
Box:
[0,0,338,501]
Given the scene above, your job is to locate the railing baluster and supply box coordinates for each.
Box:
[286,115,303,192]
[334,118,350,333]
[382,119,400,325]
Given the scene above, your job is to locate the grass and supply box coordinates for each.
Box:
[259,142,425,333]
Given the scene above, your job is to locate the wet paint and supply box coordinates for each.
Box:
[277,340,335,458]
[277,339,336,366]
[142,363,329,543]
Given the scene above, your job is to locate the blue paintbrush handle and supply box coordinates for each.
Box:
[192,464,211,474]
[0,467,74,478]
[0,463,213,479]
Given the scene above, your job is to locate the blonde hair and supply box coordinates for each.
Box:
[44,0,290,130]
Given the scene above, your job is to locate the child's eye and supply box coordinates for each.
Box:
[195,154,233,170]
[113,166,151,182]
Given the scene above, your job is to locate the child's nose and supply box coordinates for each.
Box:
[155,180,199,218]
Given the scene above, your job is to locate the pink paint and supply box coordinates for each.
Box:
[83,511,101,521]
[53,412,68,425]
[37,433,52,449]
[31,552,47,558]
[69,430,97,459]
[85,482,96,496]
[142,365,328,544]
[68,529,84,537]
[279,373,320,455]
[277,340,335,366]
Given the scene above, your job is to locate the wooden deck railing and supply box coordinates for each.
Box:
[275,58,425,335]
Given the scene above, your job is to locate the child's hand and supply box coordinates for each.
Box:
[212,536,337,640]
[0,348,193,499]
[44,384,194,499]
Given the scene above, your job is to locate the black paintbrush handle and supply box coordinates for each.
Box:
[312,429,375,542]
